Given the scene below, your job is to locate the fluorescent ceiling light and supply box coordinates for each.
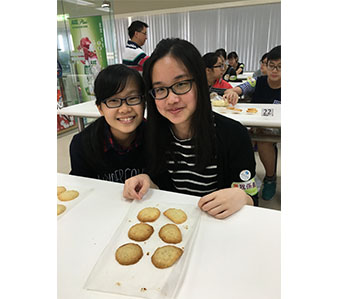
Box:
[62,0,95,6]
[101,0,111,8]
[57,14,69,21]
[96,7,110,12]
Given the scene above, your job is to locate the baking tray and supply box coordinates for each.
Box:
[84,196,201,299]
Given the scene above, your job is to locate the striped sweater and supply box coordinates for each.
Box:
[122,41,149,73]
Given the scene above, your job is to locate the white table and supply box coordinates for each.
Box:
[58,173,280,299]
[213,103,281,128]
[57,101,281,131]
[57,101,99,131]
[237,72,254,80]
[229,81,245,88]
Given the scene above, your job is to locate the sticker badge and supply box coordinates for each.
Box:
[239,170,251,181]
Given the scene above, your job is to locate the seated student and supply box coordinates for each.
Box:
[253,52,268,78]
[224,45,281,201]
[224,51,244,81]
[123,38,258,219]
[202,52,232,96]
[215,48,227,78]
[69,64,146,183]
[234,53,269,101]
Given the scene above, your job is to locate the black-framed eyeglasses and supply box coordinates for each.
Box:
[102,95,144,108]
[149,79,195,100]
[138,31,147,36]
[210,64,225,70]
[267,63,281,71]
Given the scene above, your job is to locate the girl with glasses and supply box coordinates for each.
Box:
[123,38,258,219]
[69,64,147,183]
[202,52,233,96]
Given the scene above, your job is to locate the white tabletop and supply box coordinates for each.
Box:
[57,101,280,128]
[213,103,281,128]
[58,173,280,299]
[229,81,245,88]
[57,100,99,118]
[237,72,254,80]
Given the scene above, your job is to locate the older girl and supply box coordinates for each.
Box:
[123,38,258,219]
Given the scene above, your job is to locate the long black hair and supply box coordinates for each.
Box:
[202,52,219,68]
[143,38,216,177]
[81,64,145,170]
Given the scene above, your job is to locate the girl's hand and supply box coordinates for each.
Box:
[123,174,154,200]
[198,188,253,219]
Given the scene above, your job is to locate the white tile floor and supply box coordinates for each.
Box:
[57,129,281,211]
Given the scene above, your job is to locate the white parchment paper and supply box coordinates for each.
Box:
[57,184,93,219]
[84,197,201,299]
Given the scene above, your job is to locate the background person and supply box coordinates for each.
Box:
[224,51,244,81]
[224,45,281,200]
[215,48,227,78]
[202,52,232,96]
[122,20,149,73]
[69,64,146,183]
[123,38,258,219]
[253,52,268,78]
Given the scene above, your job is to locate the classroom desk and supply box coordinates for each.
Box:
[229,81,245,88]
[212,103,280,128]
[57,100,99,131]
[57,101,281,133]
[237,72,254,80]
[57,173,281,299]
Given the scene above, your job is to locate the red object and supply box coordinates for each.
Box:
[57,89,75,132]
[77,37,98,65]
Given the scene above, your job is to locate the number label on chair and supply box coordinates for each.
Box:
[261,108,274,117]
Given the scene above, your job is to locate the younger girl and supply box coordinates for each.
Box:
[123,38,258,219]
[69,64,146,183]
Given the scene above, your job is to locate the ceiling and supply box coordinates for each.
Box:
[57,0,273,18]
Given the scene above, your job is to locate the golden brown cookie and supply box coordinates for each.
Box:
[151,245,183,269]
[137,207,160,222]
[163,208,187,224]
[58,190,79,201]
[159,224,182,244]
[115,243,143,265]
[57,204,66,216]
[57,186,66,195]
[128,223,154,241]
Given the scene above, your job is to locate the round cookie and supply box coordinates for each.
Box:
[163,208,187,224]
[137,207,160,222]
[57,186,66,195]
[57,204,66,216]
[58,190,79,202]
[159,224,182,244]
[128,223,154,241]
[151,245,183,269]
[115,243,143,265]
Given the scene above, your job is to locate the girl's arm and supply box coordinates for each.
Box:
[198,188,253,219]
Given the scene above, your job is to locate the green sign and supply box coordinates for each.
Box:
[69,16,108,102]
